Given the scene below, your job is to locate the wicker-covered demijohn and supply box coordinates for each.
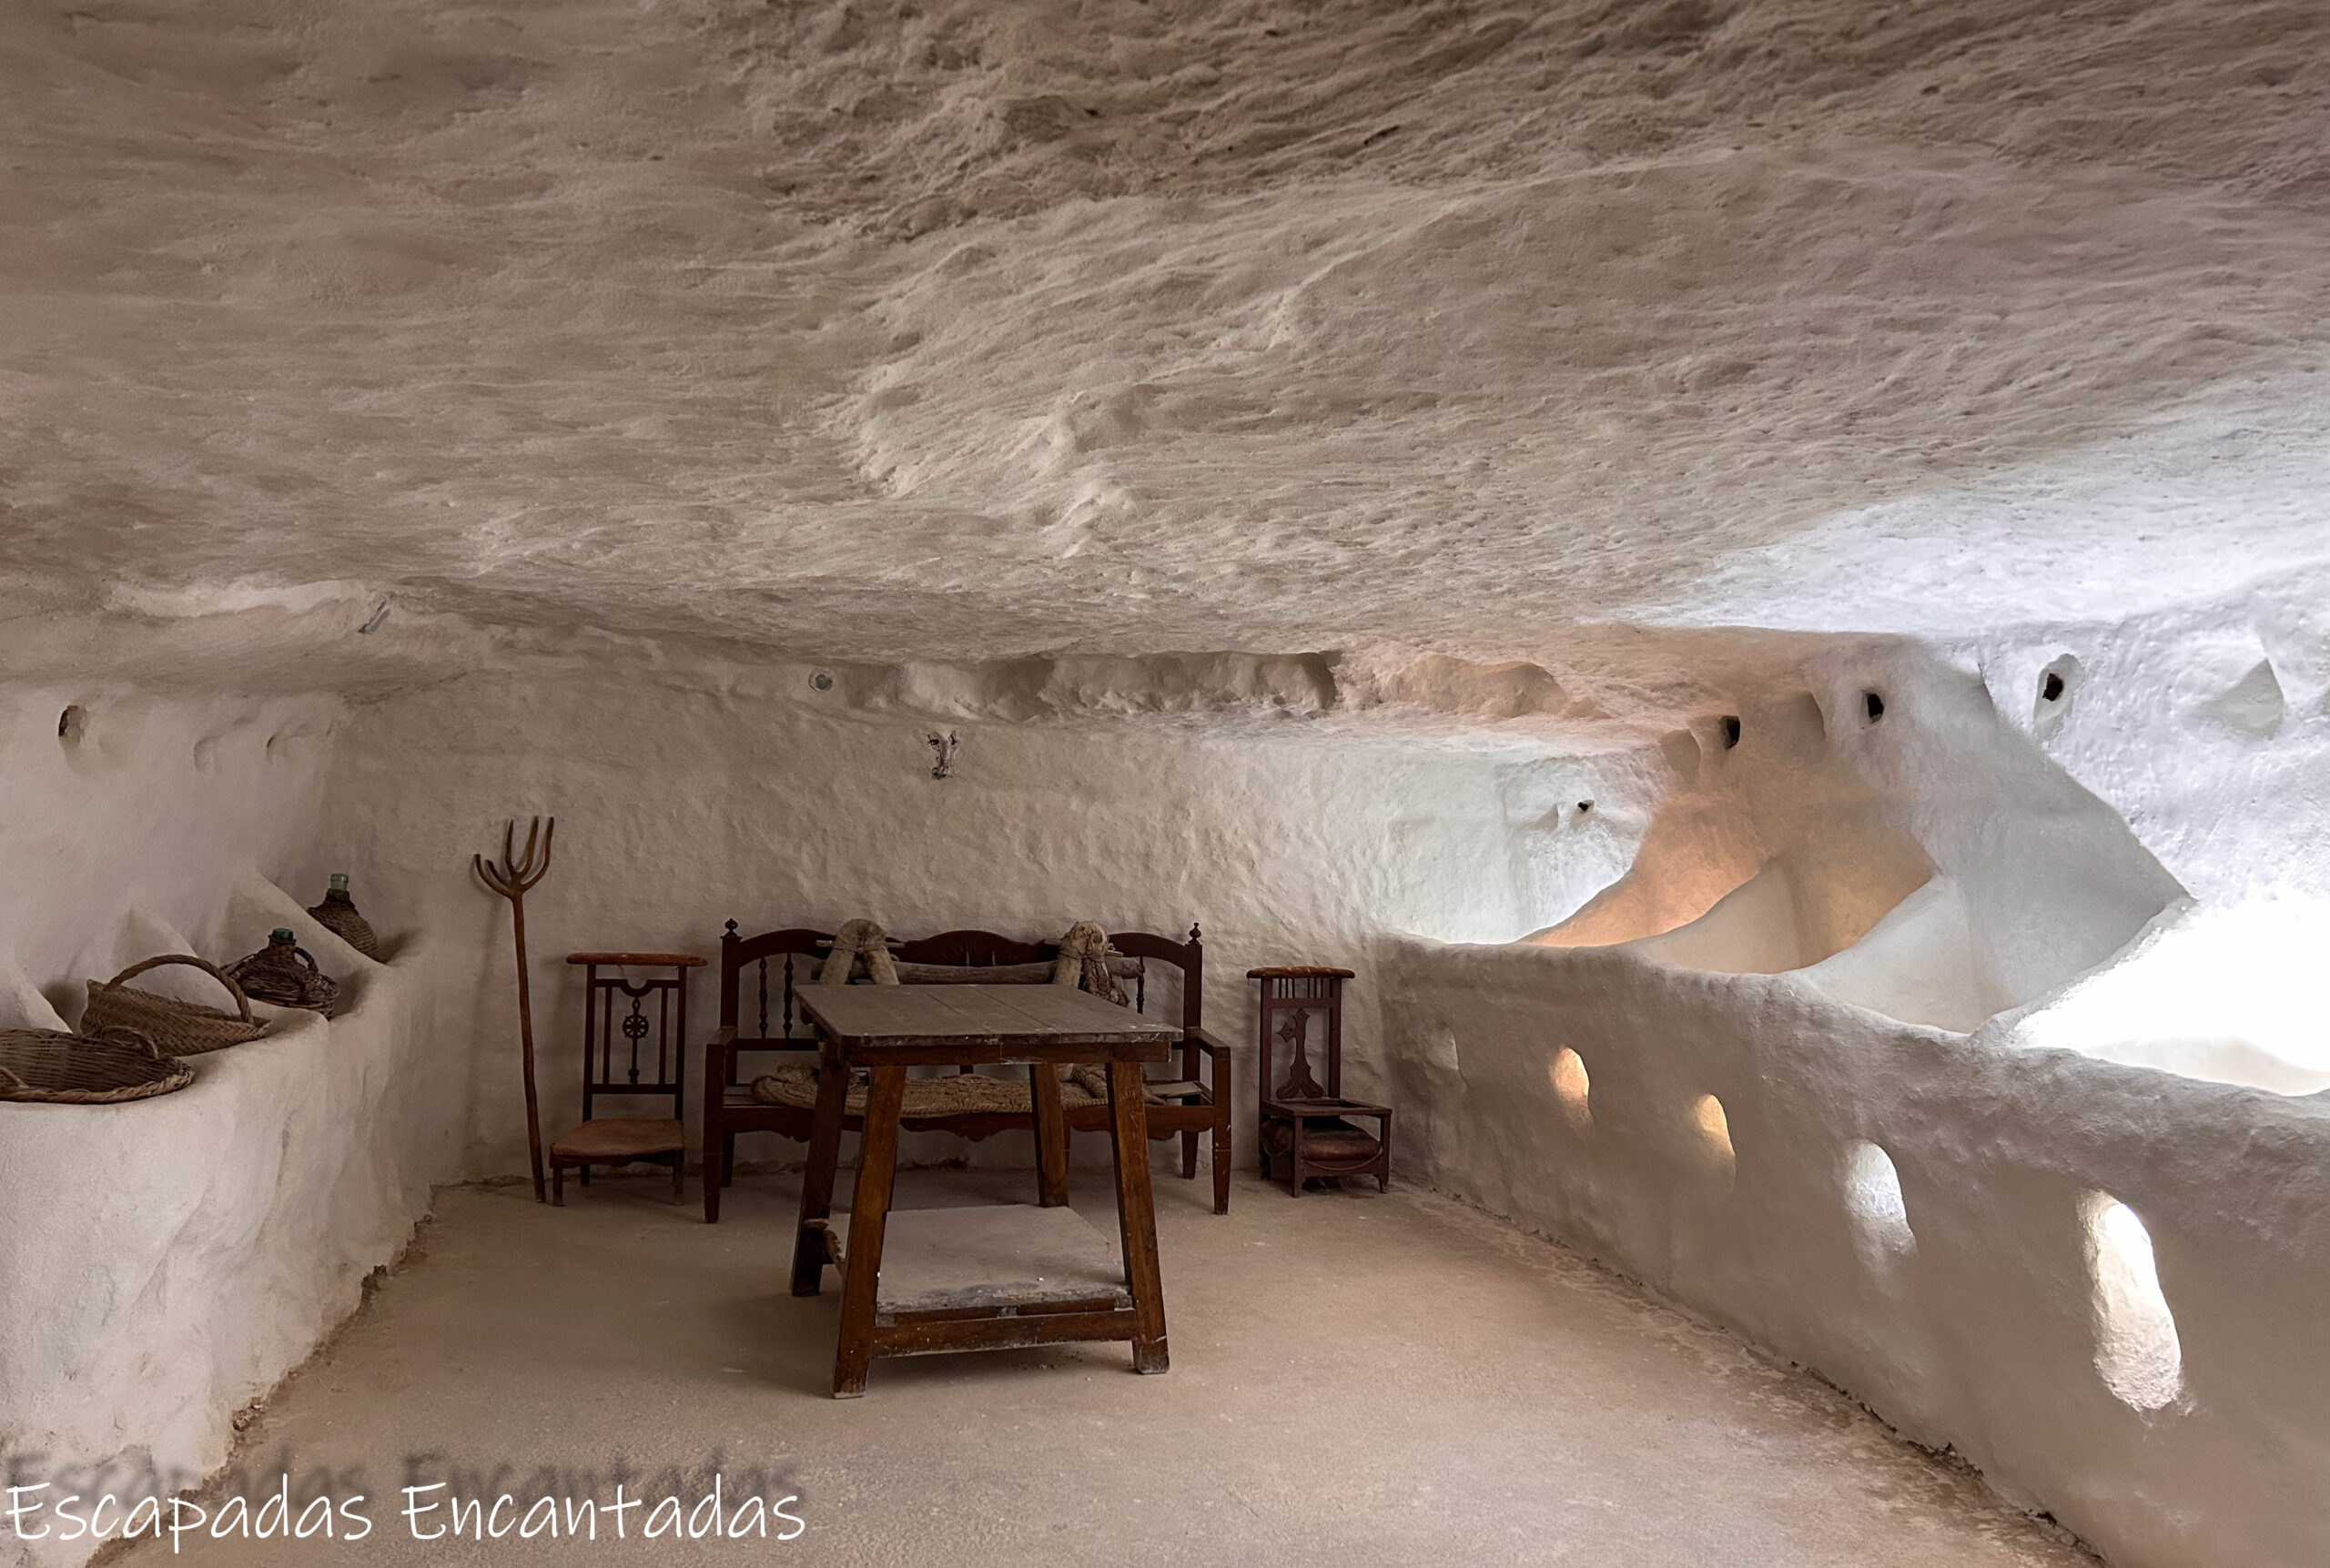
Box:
[82,955,267,1057]
[306,874,380,959]
[225,930,340,1017]
[0,1026,194,1104]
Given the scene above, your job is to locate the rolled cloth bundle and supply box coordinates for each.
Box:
[1056,922,1157,1103]
[818,918,899,986]
[1052,922,1128,1006]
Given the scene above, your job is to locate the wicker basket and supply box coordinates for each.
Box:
[0,1026,194,1104]
[82,956,266,1057]
[225,930,340,1017]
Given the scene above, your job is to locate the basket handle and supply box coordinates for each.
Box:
[0,1059,24,1091]
[101,955,257,1026]
[293,947,321,976]
[86,1024,167,1062]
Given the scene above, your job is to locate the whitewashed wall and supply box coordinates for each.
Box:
[316,661,1526,1179]
[1371,633,2330,1568]
[0,687,463,1568]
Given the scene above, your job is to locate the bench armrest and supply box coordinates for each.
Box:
[704,1027,737,1089]
[1185,1025,1232,1056]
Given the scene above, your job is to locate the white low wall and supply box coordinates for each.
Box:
[1375,935,2330,1568]
[0,881,462,1568]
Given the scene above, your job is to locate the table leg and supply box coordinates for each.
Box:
[1029,1062,1070,1208]
[790,1045,851,1297]
[1107,1061,1169,1374]
[834,1065,908,1399]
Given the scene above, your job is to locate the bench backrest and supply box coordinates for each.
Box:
[715,921,1204,1072]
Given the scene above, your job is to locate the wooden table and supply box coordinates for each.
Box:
[791,984,1179,1397]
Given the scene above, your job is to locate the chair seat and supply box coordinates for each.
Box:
[1261,1116,1383,1164]
[551,1117,685,1162]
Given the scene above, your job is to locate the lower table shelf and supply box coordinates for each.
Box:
[839,1204,1132,1325]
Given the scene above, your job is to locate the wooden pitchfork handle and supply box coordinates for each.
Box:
[476,816,556,1203]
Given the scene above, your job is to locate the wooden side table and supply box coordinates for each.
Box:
[1251,966,1392,1195]
[791,984,1179,1397]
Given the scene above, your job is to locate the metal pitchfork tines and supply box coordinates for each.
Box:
[476,816,556,1203]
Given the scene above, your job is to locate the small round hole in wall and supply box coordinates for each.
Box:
[2085,1193,2183,1411]
[1575,800,1593,816]
[1692,1093,1736,1190]
[57,705,86,747]
[1843,1141,1914,1260]
[2033,653,2084,736]
[1864,690,1885,722]
[1550,1047,1592,1134]
[1719,715,1742,748]
[809,670,836,693]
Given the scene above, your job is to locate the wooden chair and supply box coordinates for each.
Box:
[701,922,1234,1219]
[1252,966,1391,1195]
[549,953,703,1205]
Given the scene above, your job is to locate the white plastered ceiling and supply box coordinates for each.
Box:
[2,0,2325,675]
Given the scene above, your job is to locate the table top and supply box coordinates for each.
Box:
[798,983,1177,1064]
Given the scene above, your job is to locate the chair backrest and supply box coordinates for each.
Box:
[568,955,700,1123]
[718,923,833,1061]
[1252,967,1352,1100]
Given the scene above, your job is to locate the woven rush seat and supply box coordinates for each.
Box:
[549,1116,686,1163]
[749,1063,1166,1117]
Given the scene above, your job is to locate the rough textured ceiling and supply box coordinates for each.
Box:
[5,0,2328,676]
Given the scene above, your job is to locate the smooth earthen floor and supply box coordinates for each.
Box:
[117,1168,2092,1566]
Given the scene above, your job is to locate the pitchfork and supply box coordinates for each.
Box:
[476,816,556,1202]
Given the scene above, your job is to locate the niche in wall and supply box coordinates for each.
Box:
[2084,1193,2183,1411]
[2197,657,2285,740]
[55,698,142,777]
[1692,1093,1736,1193]
[1660,728,1702,786]
[1772,691,1828,765]
[1550,1047,1591,1134]
[1842,1141,1915,1262]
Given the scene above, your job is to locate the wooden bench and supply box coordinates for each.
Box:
[701,923,1233,1220]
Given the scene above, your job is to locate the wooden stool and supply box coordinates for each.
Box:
[1251,966,1391,1195]
[551,953,704,1204]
